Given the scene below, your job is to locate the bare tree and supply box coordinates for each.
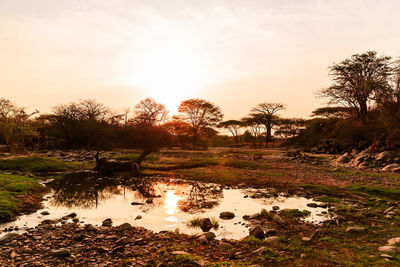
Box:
[251,103,285,147]
[132,98,168,126]
[176,99,223,148]
[241,116,263,147]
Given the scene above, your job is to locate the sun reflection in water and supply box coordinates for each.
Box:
[164,190,181,217]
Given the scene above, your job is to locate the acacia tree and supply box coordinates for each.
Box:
[319,51,392,119]
[274,118,306,139]
[241,116,263,147]
[176,99,223,148]
[218,120,243,144]
[131,98,168,126]
[250,103,285,147]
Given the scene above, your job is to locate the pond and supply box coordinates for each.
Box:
[0,174,333,240]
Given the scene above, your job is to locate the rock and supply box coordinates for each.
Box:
[116,237,130,245]
[111,246,125,255]
[249,225,264,239]
[102,218,113,227]
[265,236,280,245]
[336,153,350,164]
[49,248,70,257]
[135,215,142,220]
[272,214,284,224]
[145,199,153,204]
[302,237,312,242]
[306,203,318,208]
[384,206,395,214]
[381,163,400,172]
[218,242,234,250]
[351,155,366,167]
[198,232,216,241]
[0,233,20,244]
[378,246,400,253]
[387,237,400,246]
[272,206,280,211]
[264,229,277,236]
[381,254,394,260]
[131,202,144,205]
[172,251,190,256]
[346,226,366,233]
[84,224,98,232]
[10,251,17,259]
[219,212,235,219]
[41,211,50,215]
[199,218,213,232]
[119,223,132,231]
[375,151,395,162]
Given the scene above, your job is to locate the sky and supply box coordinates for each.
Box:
[1,0,400,119]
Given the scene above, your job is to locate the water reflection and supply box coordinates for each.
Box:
[47,174,224,213]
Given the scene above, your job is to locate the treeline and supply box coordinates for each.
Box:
[1,50,399,153]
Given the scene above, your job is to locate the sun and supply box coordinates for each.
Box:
[134,39,207,114]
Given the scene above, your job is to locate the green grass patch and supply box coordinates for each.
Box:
[0,173,40,220]
[0,156,91,173]
[315,196,341,203]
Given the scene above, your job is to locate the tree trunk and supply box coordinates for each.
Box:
[265,124,271,148]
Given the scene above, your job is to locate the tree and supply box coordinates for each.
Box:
[311,106,353,119]
[250,103,285,147]
[48,99,109,147]
[0,98,39,152]
[274,118,306,139]
[131,98,168,126]
[218,120,243,144]
[176,99,223,148]
[241,116,263,147]
[319,51,392,119]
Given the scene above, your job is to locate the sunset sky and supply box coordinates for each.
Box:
[1,0,399,119]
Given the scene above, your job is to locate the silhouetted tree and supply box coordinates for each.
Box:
[319,51,392,119]
[218,120,243,144]
[131,98,168,126]
[176,99,223,148]
[250,103,285,147]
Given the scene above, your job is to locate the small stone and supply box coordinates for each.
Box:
[301,237,312,242]
[381,254,394,260]
[272,214,284,224]
[272,206,280,211]
[41,211,50,215]
[219,212,235,219]
[307,203,318,208]
[199,218,213,232]
[218,242,234,250]
[145,199,153,204]
[120,223,132,231]
[388,237,400,246]
[135,215,142,220]
[346,226,366,233]
[265,236,280,245]
[202,232,216,241]
[102,218,113,227]
[249,225,264,239]
[10,251,17,259]
[264,229,277,236]
[131,202,144,205]
[379,246,400,253]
